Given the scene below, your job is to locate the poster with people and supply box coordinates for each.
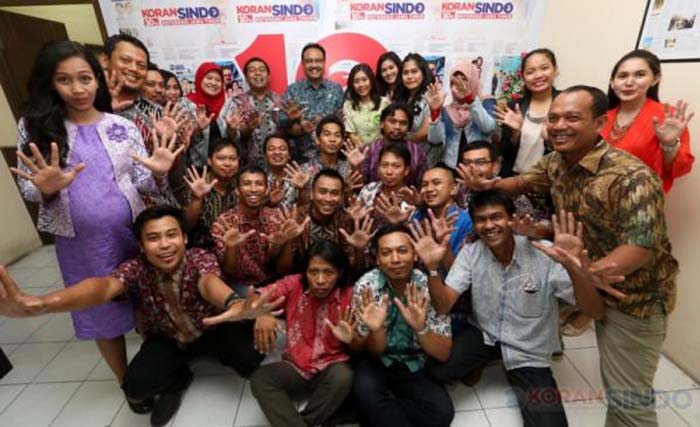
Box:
[98,0,547,100]
[637,0,700,61]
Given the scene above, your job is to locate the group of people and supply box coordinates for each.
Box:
[0,32,694,427]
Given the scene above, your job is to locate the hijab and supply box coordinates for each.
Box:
[186,62,225,119]
[445,59,490,128]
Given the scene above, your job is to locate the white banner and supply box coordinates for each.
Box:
[98,0,547,98]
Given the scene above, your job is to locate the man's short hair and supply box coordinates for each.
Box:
[263,133,292,153]
[132,205,187,241]
[311,168,345,191]
[559,85,609,118]
[460,140,501,162]
[315,115,345,138]
[244,57,270,74]
[301,43,325,60]
[235,165,267,188]
[424,162,456,181]
[468,190,515,217]
[380,102,414,130]
[379,143,411,168]
[209,137,240,158]
[371,223,413,253]
[104,33,150,62]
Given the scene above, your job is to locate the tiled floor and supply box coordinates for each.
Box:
[0,246,698,426]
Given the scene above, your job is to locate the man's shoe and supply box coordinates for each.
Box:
[150,371,193,427]
[127,396,155,414]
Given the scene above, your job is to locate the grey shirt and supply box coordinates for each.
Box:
[445,235,575,370]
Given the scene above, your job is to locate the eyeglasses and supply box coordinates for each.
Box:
[461,159,493,166]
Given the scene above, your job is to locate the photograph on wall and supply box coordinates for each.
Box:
[637,0,700,62]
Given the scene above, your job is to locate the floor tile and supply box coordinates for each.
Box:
[0,316,50,344]
[447,382,481,411]
[552,355,602,402]
[191,355,236,376]
[0,384,25,413]
[563,399,607,427]
[658,402,692,426]
[111,400,174,427]
[51,380,124,427]
[234,381,269,426]
[26,313,76,343]
[8,248,56,270]
[1,344,17,355]
[564,347,603,390]
[18,265,62,288]
[0,342,64,385]
[474,364,518,409]
[0,382,80,427]
[87,339,142,381]
[452,409,490,426]
[172,374,244,427]
[35,341,101,383]
[484,406,522,426]
[660,390,700,427]
[655,355,700,392]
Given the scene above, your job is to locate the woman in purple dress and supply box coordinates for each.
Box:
[12,41,183,383]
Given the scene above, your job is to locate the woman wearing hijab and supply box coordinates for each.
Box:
[425,59,497,169]
[180,62,226,168]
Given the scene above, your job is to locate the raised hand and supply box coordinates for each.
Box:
[132,130,185,175]
[12,142,85,198]
[376,192,412,224]
[151,101,188,140]
[300,119,315,134]
[342,136,368,169]
[213,217,256,249]
[456,162,500,191]
[241,110,262,136]
[201,286,285,327]
[195,104,214,130]
[346,170,365,193]
[408,219,449,270]
[424,82,445,111]
[653,100,694,146]
[107,70,133,111]
[357,288,389,332]
[324,305,356,344]
[427,208,458,245]
[451,75,471,99]
[267,179,285,207]
[394,283,429,333]
[225,108,242,132]
[340,216,376,250]
[283,99,305,121]
[494,103,523,131]
[283,161,311,189]
[0,266,48,317]
[184,165,218,200]
[398,185,422,207]
[344,197,373,224]
[261,206,310,247]
[509,213,539,238]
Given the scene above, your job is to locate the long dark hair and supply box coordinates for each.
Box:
[160,69,183,98]
[345,63,382,111]
[607,49,661,109]
[300,240,352,290]
[520,48,557,101]
[395,53,433,114]
[375,51,401,98]
[23,41,111,166]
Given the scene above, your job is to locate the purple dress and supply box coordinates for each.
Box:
[55,123,137,339]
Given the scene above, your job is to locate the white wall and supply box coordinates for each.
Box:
[540,0,700,381]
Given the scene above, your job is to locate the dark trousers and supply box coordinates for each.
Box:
[427,323,568,427]
[122,321,262,400]
[353,356,454,427]
[250,361,353,427]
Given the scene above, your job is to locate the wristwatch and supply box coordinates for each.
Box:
[428,269,440,277]
[661,138,680,153]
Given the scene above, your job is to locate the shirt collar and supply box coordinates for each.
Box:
[576,139,609,174]
[155,251,187,284]
[303,78,326,90]
[484,235,526,268]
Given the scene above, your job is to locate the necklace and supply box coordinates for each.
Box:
[525,110,546,124]
[609,109,641,143]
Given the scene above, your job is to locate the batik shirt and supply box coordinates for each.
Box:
[185,184,237,249]
[520,140,679,318]
[112,248,223,345]
[353,268,451,373]
[259,274,353,378]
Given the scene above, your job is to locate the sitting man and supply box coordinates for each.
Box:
[0,206,282,427]
[351,224,454,427]
[418,190,616,427]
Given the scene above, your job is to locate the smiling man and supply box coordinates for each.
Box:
[460,85,679,427]
[0,206,281,427]
[281,43,344,162]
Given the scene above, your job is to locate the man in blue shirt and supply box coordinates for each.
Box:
[281,43,343,162]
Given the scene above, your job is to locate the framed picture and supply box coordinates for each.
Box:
[636,0,700,62]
